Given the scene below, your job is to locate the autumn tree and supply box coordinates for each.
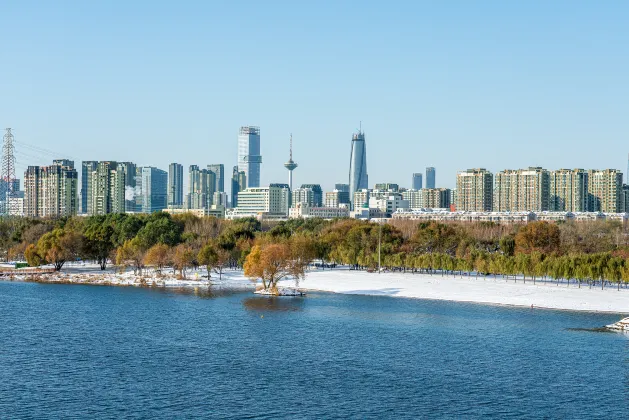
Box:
[515,221,561,255]
[172,244,195,279]
[116,238,146,275]
[36,228,82,271]
[243,242,308,294]
[25,244,44,267]
[143,243,171,274]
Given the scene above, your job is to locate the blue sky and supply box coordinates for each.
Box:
[2,0,628,190]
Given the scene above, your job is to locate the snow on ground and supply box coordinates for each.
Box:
[5,263,629,313]
[279,269,629,313]
[6,263,254,290]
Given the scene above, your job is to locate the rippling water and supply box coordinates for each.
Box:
[1,280,628,419]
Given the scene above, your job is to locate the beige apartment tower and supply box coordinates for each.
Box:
[493,167,549,212]
[455,169,493,211]
[549,169,588,212]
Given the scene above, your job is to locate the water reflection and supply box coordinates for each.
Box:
[151,286,250,299]
[243,296,305,312]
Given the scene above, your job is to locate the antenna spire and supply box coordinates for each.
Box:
[289,133,293,160]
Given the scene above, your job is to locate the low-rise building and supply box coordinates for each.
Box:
[289,203,349,219]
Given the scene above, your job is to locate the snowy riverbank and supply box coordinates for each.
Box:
[280,269,629,313]
[4,264,629,313]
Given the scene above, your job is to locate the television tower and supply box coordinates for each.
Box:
[284,133,298,190]
[1,128,18,215]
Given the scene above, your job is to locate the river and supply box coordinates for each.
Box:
[1,281,627,418]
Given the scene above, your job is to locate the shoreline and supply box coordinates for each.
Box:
[3,264,629,314]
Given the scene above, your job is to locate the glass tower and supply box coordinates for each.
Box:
[348,130,368,202]
[237,126,261,188]
[426,167,436,189]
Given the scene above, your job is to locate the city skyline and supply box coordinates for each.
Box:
[2,1,628,192]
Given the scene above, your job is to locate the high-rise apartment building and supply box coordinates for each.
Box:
[549,169,588,212]
[293,187,316,207]
[168,163,184,207]
[118,162,137,212]
[402,189,423,209]
[426,167,436,189]
[231,166,246,208]
[88,161,126,215]
[141,167,168,213]
[334,184,350,193]
[621,184,629,213]
[348,130,368,201]
[207,164,225,193]
[24,161,78,218]
[325,190,350,208]
[587,169,622,213]
[422,188,451,209]
[353,189,371,209]
[456,168,493,211]
[412,173,423,190]
[238,126,261,188]
[81,161,98,214]
[187,165,216,209]
[493,167,550,212]
[300,184,323,207]
[374,183,399,192]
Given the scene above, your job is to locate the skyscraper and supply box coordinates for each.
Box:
[141,167,168,213]
[426,167,436,189]
[24,161,78,218]
[587,169,622,212]
[238,126,261,188]
[168,163,184,207]
[118,162,137,212]
[300,184,323,207]
[87,161,126,215]
[231,166,246,208]
[348,129,368,202]
[207,164,225,193]
[412,173,423,190]
[187,165,215,209]
[81,161,97,214]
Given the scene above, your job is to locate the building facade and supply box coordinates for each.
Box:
[81,161,98,214]
[493,167,550,212]
[549,169,588,212]
[587,169,622,212]
[353,189,371,209]
[234,184,290,216]
[207,164,225,193]
[402,189,423,209]
[325,190,351,208]
[412,173,423,190]
[87,161,126,215]
[293,187,316,207]
[25,161,78,218]
[426,167,436,189]
[141,167,168,213]
[238,126,261,188]
[348,130,368,201]
[300,184,323,207]
[455,168,493,211]
[231,166,246,208]
[187,165,216,209]
[168,163,184,207]
[421,188,451,209]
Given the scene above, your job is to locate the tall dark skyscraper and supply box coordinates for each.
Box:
[412,173,423,190]
[207,164,225,193]
[348,129,368,201]
[81,161,98,214]
[168,163,184,207]
[426,167,436,189]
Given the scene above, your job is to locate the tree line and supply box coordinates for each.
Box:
[2,213,629,290]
